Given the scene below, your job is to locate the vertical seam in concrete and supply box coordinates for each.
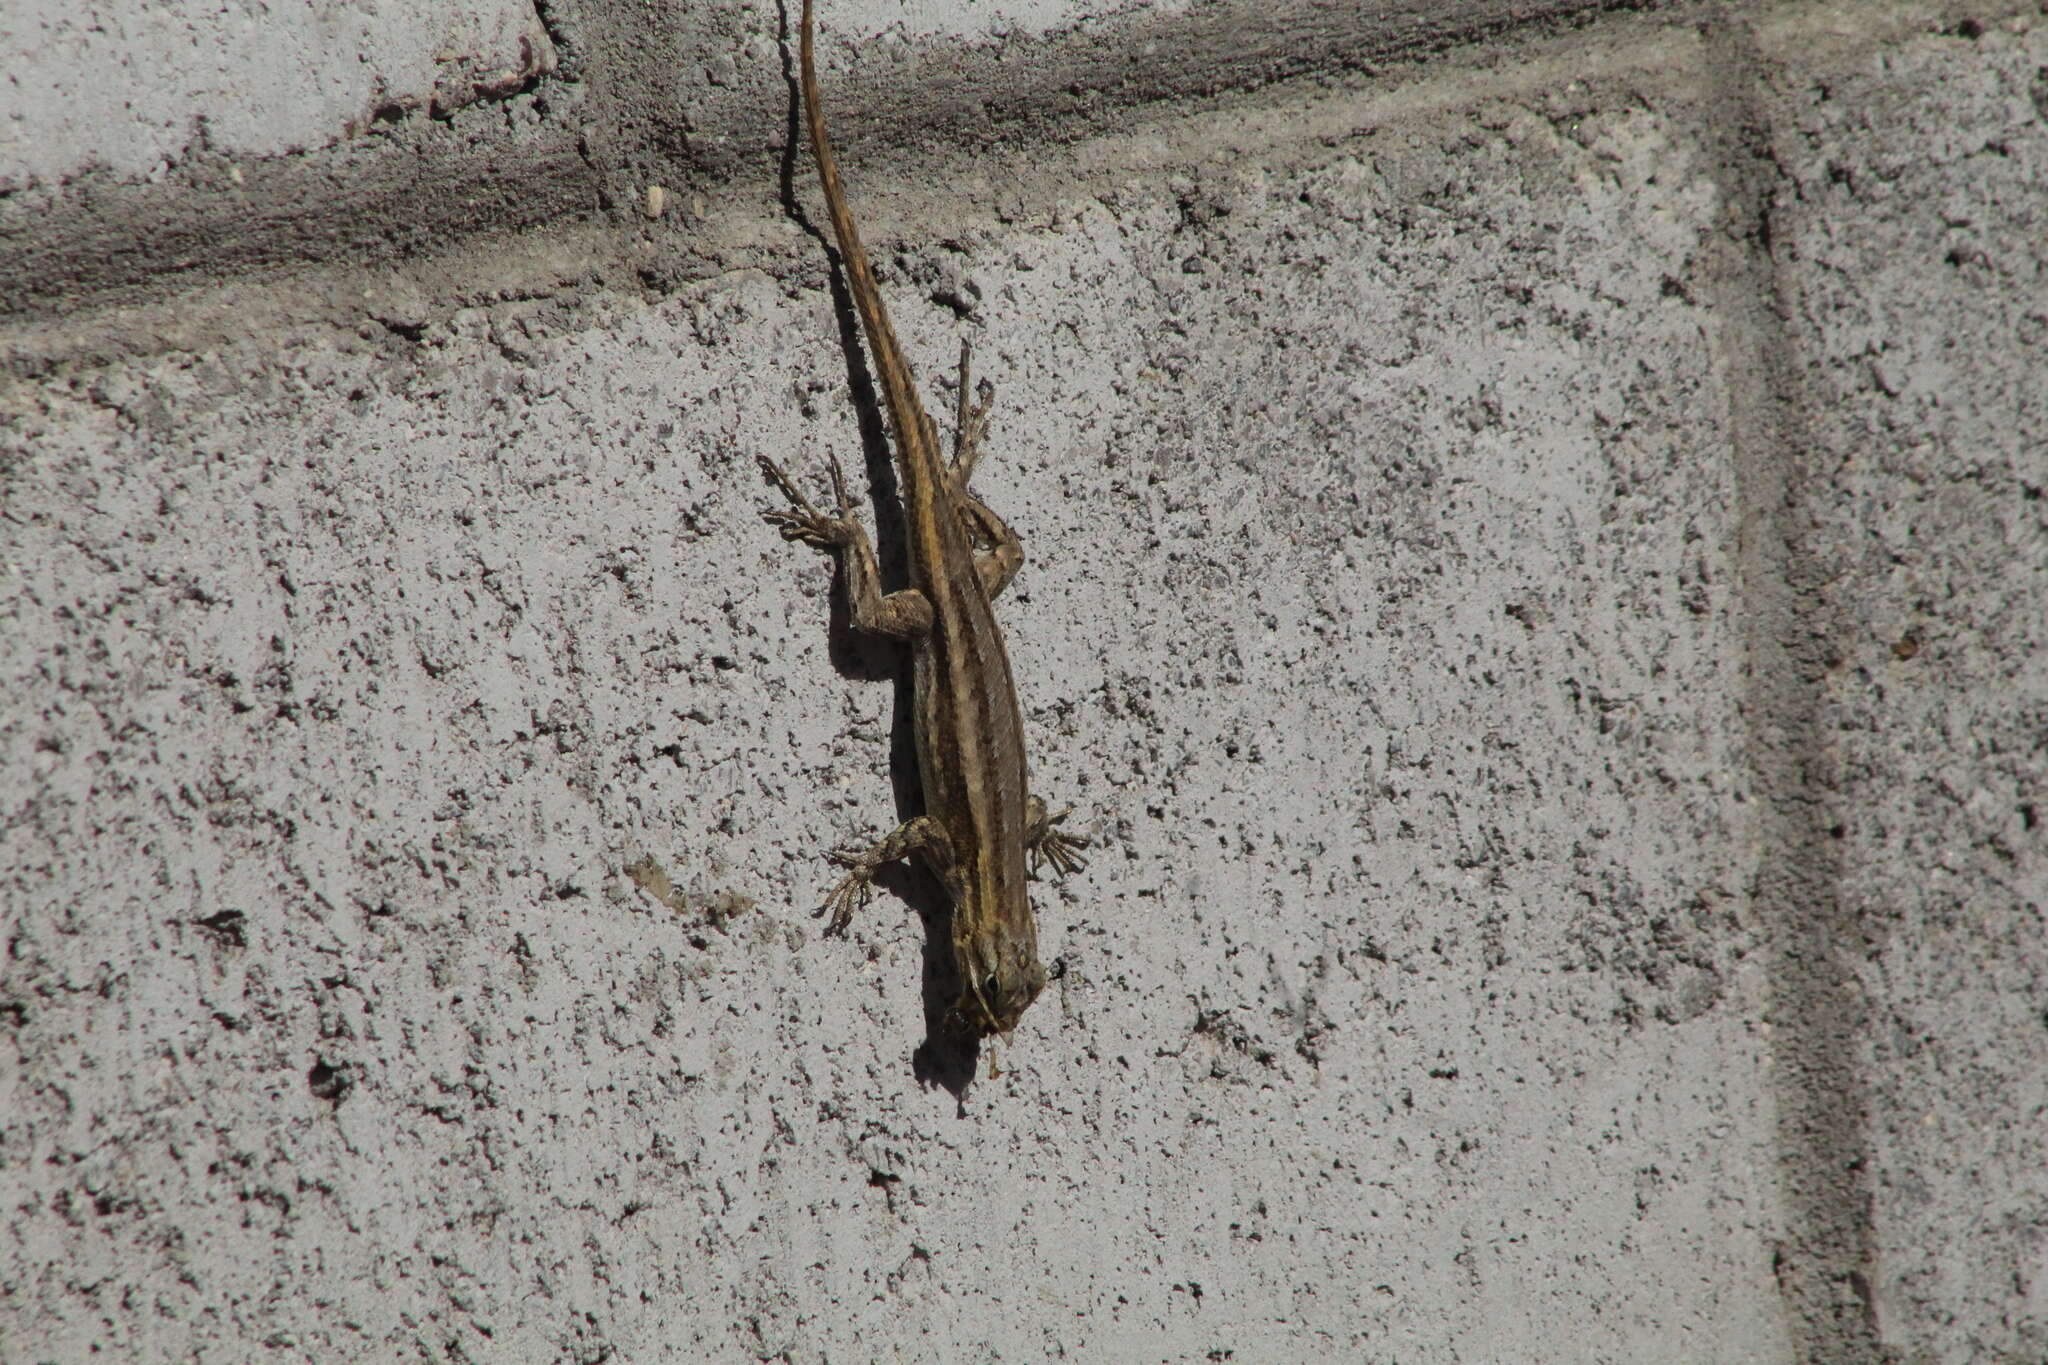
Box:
[1697,14,1882,1361]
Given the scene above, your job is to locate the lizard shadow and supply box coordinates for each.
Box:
[773,0,982,1103]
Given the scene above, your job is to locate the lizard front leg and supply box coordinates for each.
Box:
[1025,796,1089,879]
[759,452,934,639]
[818,815,956,935]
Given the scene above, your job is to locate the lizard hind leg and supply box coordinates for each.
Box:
[758,451,935,641]
[758,450,857,551]
[942,340,1025,600]
[960,495,1022,600]
[950,337,996,483]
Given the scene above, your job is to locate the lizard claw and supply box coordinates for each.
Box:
[1027,806,1090,879]
[759,454,857,549]
[816,845,876,935]
[764,508,852,549]
[815,867,871,936]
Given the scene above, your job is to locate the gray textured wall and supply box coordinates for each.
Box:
[3,1,2044,1361]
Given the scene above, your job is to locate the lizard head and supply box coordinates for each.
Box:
[951,933,1047,1039]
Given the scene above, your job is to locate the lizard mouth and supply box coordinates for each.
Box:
[944,966,1043,1041]
[941,994,1008,1041]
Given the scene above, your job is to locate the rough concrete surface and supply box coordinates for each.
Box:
[0,0,561,189]
[1751,10,2048,1358]
[2,1,2044,1361]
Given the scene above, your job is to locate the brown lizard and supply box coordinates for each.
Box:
[760,0,1087,1044]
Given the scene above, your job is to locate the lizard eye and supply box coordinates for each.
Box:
[983,973,1001,1001]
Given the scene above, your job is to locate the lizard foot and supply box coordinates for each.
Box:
[759,452,857,550]
[816,848,876,935]
[1026,803,1090,879]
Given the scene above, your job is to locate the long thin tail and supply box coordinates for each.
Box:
[800,0,932,465]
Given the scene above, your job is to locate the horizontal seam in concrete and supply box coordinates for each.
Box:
[0,0,1669,323]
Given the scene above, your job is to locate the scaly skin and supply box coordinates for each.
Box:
[760,0,1087,1042]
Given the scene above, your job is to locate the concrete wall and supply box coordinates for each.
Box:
[3,1,2043,1360]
